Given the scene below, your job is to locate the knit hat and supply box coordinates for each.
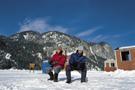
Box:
[77,46,84,51]
[58,47,62,51]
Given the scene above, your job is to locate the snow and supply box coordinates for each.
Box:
[106,69,135,78]
[23,46,25,49]
[36,53,42,60]
[23,34,29,40]
[5,53,11,60]
[67,52,74,56]
[42,35,46,39]
[90,47,97,60]
[119,45,135,49]
[0,70,135,90]
[43,47,47,51]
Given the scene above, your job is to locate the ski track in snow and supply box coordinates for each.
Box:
[0,70,135,90]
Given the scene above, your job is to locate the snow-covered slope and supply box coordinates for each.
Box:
[0,31,114,70]
[0,69,135,90]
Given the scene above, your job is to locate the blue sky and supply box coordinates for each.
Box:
[0,0,135,48]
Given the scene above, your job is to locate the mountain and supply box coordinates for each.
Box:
[0,31,114,70]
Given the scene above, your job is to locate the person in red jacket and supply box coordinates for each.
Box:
[48,47,66,82]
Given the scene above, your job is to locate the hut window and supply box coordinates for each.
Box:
[121,51,131,61]
[111,63,115,67]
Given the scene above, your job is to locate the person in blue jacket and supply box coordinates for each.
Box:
[66,46,88,83]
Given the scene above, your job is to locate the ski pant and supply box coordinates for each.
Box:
[47,65,63,74]
[66,63,87,82]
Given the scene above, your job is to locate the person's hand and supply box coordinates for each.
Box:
[52,61,58,65]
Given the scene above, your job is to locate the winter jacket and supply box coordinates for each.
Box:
[69,53,87,70]
[51,52,66,68]
[69,53,87,65]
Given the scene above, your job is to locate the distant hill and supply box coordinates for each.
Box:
[0,31,114,70]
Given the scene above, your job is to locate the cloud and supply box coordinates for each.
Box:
[91,34,124,43]
[91,34,123,42]
[19,18,68,33]
[47,26,68,33]
[89,31,135,48]
[76,26,103,37]
[110,31,135,39]
[91,35,109,42]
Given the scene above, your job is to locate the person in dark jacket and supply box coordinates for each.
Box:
[48,47,67,82]
[66,46,88,83]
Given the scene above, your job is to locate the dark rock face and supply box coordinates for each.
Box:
[0,31,114,70]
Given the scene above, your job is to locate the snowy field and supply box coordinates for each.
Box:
[0,69,135,90]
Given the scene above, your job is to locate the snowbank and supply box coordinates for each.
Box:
[0,69,135,90]
[105,69,135,78]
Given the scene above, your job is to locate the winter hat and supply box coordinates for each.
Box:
[77,46,84,51]
[58,47,62,51]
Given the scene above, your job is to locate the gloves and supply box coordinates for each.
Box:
[52,61,58,65]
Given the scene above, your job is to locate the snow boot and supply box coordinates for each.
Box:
[81,79,86,83]
[66,80,71,84]
[54,73,58,82]
[48,72,54,81]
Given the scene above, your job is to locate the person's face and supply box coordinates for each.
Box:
[57,49,61,53]
[78,50,83,54]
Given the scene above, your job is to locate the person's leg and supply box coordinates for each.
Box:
[81,69,87,82]
[66,65,72,83]
[53,66,62,82]
[47,67,54,80]
[48,71,54,80]
[80,63,87,83]
[54,73,58,82]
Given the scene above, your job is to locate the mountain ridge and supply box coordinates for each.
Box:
[0,31,114,70]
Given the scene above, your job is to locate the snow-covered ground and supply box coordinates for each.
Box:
[0,69,135,90]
